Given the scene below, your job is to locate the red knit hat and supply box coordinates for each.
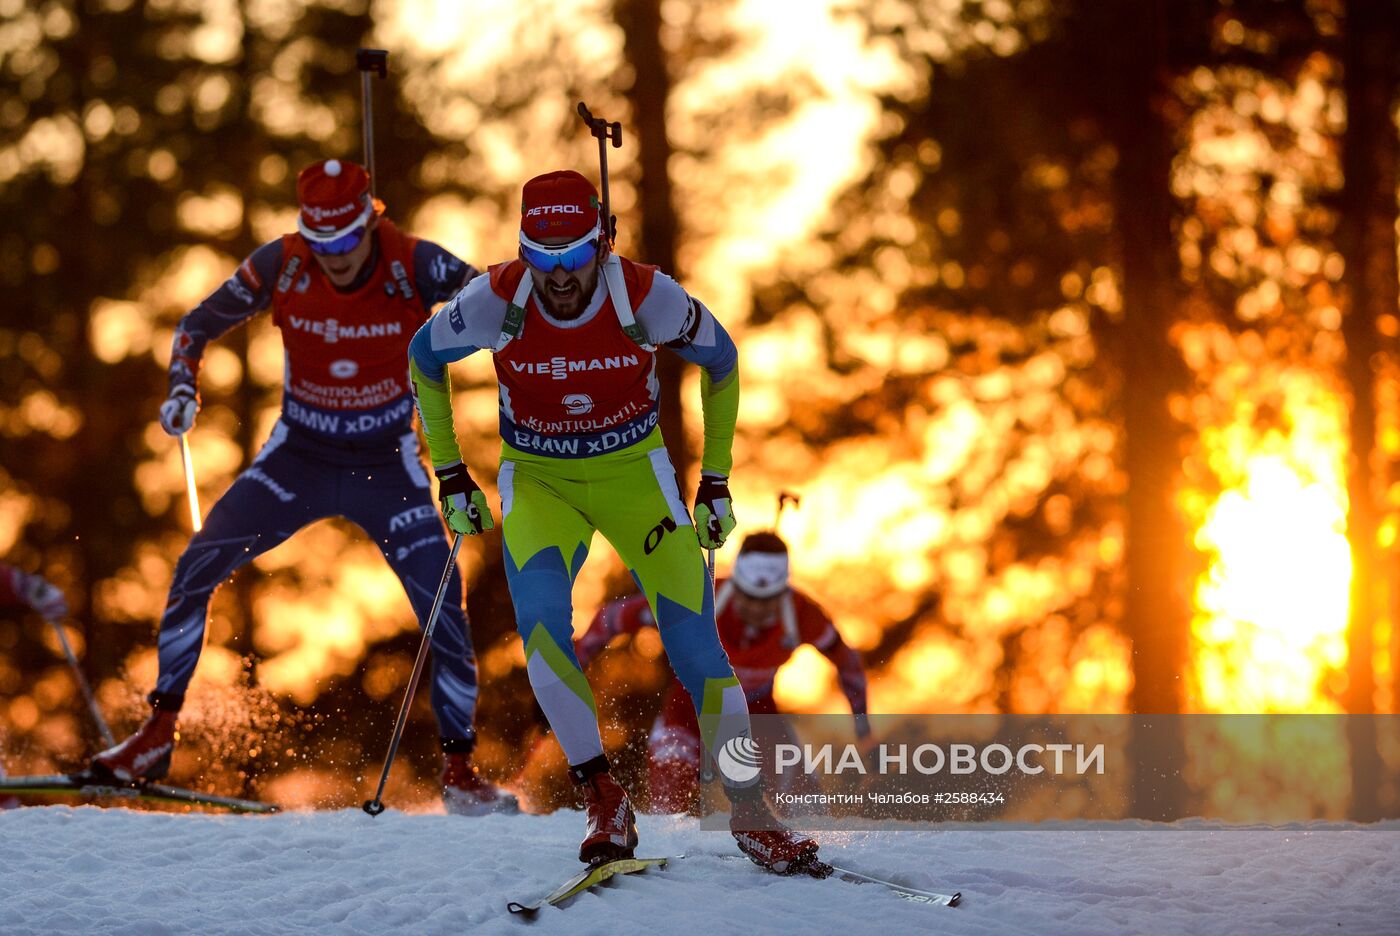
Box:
[296,159,376,240]
[520,170,600,242]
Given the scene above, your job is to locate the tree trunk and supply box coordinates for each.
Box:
[615,0,691,482]
[1338,0,1396,822]
[1103,0,1190,819]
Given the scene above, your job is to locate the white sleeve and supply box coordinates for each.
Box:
[635,273,713,347]
[429,272,509,355]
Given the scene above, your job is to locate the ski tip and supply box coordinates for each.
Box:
[65,768,111,786]
[6,773,280,814]
[507,855,675,917]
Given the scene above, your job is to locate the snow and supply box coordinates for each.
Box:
[1,806,1397,935]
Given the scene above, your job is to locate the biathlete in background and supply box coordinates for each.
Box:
[90,159,515,815]
[1,563,70,805]
[0,564,68,625]
[409,169,822,872]
[576,530,869,812]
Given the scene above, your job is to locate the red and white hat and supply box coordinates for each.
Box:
[520,170,601,243]
[296,159,378,242]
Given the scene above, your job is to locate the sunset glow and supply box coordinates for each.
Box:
[1,0,1396,825]
[1175,49,1355,716]
[1191,450,1350,711]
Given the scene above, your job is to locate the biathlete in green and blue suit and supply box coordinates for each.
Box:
[408,169,820,871]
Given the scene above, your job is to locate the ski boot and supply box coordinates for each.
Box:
[89,709,178,782]
[729,787,822,874]
[571,755,638,865]
[441,752,520,816]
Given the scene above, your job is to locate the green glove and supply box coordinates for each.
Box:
[435,462,493,535]
[693,473,735,549]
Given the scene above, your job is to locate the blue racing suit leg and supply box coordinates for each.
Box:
[152,423,331,708]
[344,431,478,748]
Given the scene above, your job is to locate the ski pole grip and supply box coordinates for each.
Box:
[577,101,622,243]
[357,48,388,78]
[576,101,622,147]
[357,49,389,197]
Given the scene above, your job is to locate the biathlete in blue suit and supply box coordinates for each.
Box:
[90,159,515,814]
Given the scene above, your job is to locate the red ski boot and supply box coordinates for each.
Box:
[441,752,520,816]
[90,710,179,782]
[571,756,638,865]
[729,790,821,874]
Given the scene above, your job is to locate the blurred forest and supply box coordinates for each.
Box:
[1,0,1398,819]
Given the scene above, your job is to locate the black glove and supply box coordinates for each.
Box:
[435,463,493,535]
[693,473,735,549]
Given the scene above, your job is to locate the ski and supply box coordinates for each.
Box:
[724,854,960,907]
[807,859,960,907]
[0,773,280,814]
[507,856,672,916]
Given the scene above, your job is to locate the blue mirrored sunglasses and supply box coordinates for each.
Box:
[519,235,601,273]
[305,224,368,256]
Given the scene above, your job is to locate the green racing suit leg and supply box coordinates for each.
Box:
[499,429,752,786]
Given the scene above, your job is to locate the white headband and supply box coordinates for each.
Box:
[518,223,602,253]
[731,551,789,598]
[297,197,375,243]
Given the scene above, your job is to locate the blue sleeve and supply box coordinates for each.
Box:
[408,274,509,381]
[409,315,479,382]
[169,240,281,393]
[413,240,478,310]
[670,309,738,384]
[410,303,493,468]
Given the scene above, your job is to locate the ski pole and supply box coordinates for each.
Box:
[179,433,202,532]
[576,101,622,244]
[49,618,116,748]
[356,48,389,196]
[362,532,463,816]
